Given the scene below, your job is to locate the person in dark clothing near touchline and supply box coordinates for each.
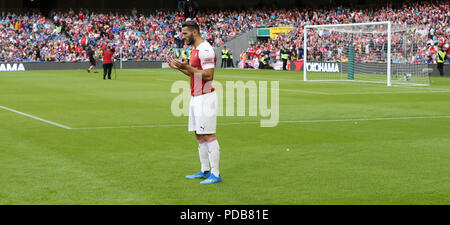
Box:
[87,45,98,73]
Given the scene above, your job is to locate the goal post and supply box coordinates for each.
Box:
[303,21,430,86]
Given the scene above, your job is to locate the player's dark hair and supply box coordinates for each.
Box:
[182,20,200,33]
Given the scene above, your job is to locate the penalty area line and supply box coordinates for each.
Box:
[71,121,261,130]
[0,106,72,130]
[71,115,450,130]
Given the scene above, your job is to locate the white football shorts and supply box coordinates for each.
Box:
[188,91,217,134]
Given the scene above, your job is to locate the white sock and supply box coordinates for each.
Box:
[207,138,220,177]
[198,141,210,173]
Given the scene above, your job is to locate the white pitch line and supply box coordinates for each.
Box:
[279,88,330,95]
[71,121,261,130]
[329,90,450,95]
[156,78,178,82]
[72,124,186,130]
[71,115,450,130]
[0,106,72,130]
[280,115,450,123]
[313,80,450,91]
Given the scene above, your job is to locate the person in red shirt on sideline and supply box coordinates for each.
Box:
[102,44,115,80]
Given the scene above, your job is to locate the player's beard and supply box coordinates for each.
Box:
[185,33,195,45]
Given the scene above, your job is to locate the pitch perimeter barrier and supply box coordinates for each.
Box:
[1,60,448,76]
[0,61,163,71]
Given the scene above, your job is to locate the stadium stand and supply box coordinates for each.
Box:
[1,1,449,64]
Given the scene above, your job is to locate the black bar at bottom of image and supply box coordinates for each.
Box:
[0,205,448,224]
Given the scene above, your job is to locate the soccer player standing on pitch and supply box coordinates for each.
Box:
[167,20,221,184]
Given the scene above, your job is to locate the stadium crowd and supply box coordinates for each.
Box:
[242,2,450,66]
[1,1,449,64]
[0,11,73,62]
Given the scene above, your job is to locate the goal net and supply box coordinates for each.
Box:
[303,22,430,86]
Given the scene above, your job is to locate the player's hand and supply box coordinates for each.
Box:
[167,56,179,69]
[172,58,189,70]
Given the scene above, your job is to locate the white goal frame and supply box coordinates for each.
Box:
[303,21,393,86]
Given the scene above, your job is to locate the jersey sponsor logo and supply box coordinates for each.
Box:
[202,58,215,63]
[305,62,339,73]
[201,57,215,67]
[0,63,26,72]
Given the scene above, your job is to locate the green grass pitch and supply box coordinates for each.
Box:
[0,68,449,204]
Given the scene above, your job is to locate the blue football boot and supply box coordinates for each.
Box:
[186,171,210,179]
[200,173,222,184]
